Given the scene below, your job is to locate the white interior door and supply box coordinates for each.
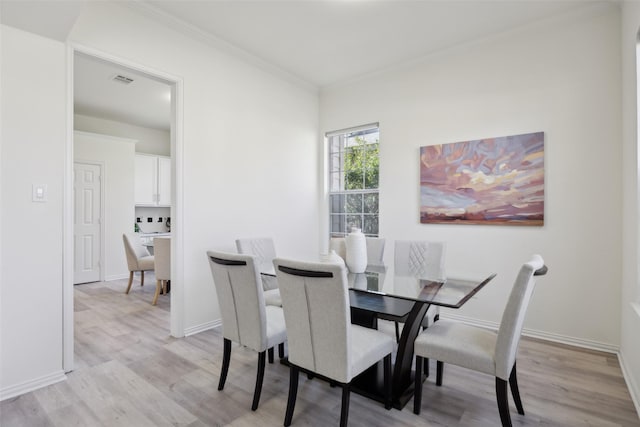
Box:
[74,162,102,284]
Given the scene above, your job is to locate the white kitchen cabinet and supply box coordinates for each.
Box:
[157,156,171,206]
[135,154,171,206]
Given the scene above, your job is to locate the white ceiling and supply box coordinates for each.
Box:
[4,0,610,131]
[74,53,172,131]
[142,0,605,87]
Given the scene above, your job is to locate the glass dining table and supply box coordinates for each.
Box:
[263,263,496,410]
[345,266,496,409]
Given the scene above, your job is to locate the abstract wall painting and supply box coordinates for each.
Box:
[420,132,544,226]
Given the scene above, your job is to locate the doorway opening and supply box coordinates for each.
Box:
[64,47,184,372]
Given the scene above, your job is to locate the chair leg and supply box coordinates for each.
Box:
[384,354,392,410]
[423,357,430,378]
[339,383,350,427]
[436,361,443,386]
[394,321,400,342]
[140,270,145,286]
[414,356,423,414]
[496,377,512,427]
[218,338,231,390]
[152,280,162,305]
[126,271,134,294]
[278,342,285,359]
[268,347,274,364]
[509,362,525,415]
[251,351,266,411]
[284,366,299,427]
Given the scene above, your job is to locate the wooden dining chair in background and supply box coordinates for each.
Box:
[152,237,170,305]
[122,233,154,294]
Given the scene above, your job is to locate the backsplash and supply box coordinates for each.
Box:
[135,206,170,233]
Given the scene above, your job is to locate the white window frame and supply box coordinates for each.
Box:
[326,123,380,238]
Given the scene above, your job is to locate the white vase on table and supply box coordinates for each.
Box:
[345,228,367,273]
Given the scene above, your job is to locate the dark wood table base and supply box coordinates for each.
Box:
[350,293,431,409]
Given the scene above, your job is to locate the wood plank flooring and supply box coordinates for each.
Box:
[1,275,638,426]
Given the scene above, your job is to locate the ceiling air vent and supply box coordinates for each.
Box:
[112,74,134,84]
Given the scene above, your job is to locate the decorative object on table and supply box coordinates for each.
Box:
[420,131,544,226]
[345,228,367,273]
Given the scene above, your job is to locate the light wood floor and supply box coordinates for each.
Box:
[1,275,638,426]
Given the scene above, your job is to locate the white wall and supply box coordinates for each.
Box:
[321,5,622,349]
[0,25,67,398]
[1,1,319,399]
[74,131,137,281]
[68,2,320,331]
[74,113,170,156]
[620,0,640,413]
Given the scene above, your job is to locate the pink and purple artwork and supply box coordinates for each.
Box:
[420,132,544,226]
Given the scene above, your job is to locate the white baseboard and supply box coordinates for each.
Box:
[441,312,619,354]
[0,370,66,401]
[104,273,130,281]
[184,319,222,337]
[618,350,640,417]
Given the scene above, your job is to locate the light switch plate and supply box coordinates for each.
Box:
[32,184,47,202]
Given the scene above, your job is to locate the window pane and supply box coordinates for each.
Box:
[345,171,363,190]
[330,151,342,173]
[364,143,379,189]
[363,193,379,214]
[346,193,362,213]
[346,215,362,232]
[329,172,343,192]
[330,214,345,235]
[330,136,342,155]
[363,215,379,235]
[344,144,364,190]
[330,194,345,214]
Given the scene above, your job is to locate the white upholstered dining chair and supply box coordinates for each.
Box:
[152,237,170,305]
[274,258,394,427]
[329,237,347,261]
[366,236,386,267]
[207,251,287,411]
[122,233,154,294]
[381,240,446,342]
[236,237,281,306]
[235,237,277,281]
[413,254,547,427]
